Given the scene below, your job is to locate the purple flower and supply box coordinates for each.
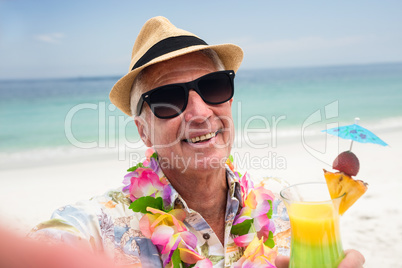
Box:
[123,170,140,192]
[148,157,160,173]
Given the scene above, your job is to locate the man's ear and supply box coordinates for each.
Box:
[134,116,152,147]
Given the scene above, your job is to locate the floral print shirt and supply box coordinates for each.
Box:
[30,164,290,267]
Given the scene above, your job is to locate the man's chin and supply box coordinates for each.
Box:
[186,153,229,172]
[158,152,229,175]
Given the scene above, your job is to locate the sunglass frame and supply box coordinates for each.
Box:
[136,70,235,119]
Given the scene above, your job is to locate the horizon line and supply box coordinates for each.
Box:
[1,60,401,83]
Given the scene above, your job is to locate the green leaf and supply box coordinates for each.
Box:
[200,242,209,256]
[150,152,158,159]
[199,242,224,265]
[229,154,234,163]
[171,248,181,268]
[208,255,225,263]
[127,162,144,172]
[267,199,273,219]
[264,238,275,248]
[128,196,163,213]
[231,219,253,236]
[264,231,275,248]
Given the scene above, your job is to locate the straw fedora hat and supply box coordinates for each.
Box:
[109,16,243,116]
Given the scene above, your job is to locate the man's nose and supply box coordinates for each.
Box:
[183,90,212,122]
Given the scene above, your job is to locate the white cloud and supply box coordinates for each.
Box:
[35,33,65,44]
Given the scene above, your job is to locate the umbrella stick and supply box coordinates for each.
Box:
[350,117,359,151]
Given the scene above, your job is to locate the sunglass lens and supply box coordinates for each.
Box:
[150,86,186,118]
[198,72,233,104]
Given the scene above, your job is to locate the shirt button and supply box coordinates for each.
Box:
[203,233,210,240]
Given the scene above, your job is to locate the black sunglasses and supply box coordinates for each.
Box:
[136,70,235,119]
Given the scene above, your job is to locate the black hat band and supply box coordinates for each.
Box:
[132,35,208,70]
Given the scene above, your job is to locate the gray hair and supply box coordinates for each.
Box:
[130,49,225,117]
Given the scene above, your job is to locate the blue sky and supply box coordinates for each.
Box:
[1,0,401,79]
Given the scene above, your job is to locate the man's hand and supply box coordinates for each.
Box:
[274,255,289,268]
[338,249,365,268]
[0,226,117,268]
[275,249,365,268]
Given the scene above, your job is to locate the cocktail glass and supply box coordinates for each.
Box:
[280,182,345,268]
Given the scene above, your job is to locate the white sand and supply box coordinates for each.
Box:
[1,128,401,267]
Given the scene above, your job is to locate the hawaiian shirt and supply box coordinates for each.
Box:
[29,164,290,268]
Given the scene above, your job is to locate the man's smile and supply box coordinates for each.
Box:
[184,129,222,144]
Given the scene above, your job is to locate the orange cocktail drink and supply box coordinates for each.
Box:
[281,182,345,268]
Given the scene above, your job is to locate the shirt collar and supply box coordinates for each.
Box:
[159,164,242,213]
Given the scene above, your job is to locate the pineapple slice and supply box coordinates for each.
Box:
[323,169,368,215]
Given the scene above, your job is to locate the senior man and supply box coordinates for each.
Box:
[30,17,364,267]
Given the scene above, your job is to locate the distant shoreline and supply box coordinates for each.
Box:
[1,61,402,82]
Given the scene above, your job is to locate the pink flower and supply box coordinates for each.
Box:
[143,147,156,167]
[194,258,213,268]
[233,233,256,247]
[233,186,276,248]
[234,236,277,268]
[245,187,274,211]
[139,208,207,267]
[139,208,187,237]
[239,172,254,205]
[145,147,155,159]
[163,234,204,266]
[128,168,169,202]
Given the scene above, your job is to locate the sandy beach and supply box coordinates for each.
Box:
[1,127,401,267]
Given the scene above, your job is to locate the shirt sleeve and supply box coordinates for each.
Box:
[28,189,151,266]
[29,201,108,251]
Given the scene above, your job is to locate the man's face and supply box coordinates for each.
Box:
[135,52,234,174]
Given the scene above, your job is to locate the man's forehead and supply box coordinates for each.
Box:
[143,52,217,89]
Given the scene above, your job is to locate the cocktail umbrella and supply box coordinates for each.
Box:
[322,118,388,150]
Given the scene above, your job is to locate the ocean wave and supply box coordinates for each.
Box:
[0,145,148,170]
[2,116,401,169]
[233,115,402,146]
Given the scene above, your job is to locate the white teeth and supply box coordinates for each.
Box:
[188,131,217,143]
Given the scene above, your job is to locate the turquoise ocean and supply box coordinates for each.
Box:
[1,62,402,165]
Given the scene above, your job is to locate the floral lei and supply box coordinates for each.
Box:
[122,148,277,268]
